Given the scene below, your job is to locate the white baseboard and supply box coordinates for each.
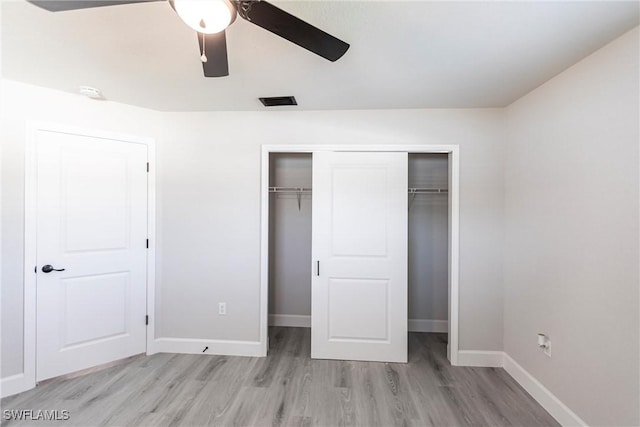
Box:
[1,373,34,398]
[457,350,504,367]
[453,351,586,426]
[269,315,448,333]
[152,338,265,357]
[503,354,587,426]
[408,318,448,333]
[269,314,311,328]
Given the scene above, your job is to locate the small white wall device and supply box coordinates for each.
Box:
[537,333,548,348]
[537,333,551,356]
[78,86,103,100]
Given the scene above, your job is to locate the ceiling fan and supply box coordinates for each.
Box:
[26,0,350,77]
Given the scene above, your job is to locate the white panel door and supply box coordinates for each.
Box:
[312,151,408,363]
[36,130,148,381]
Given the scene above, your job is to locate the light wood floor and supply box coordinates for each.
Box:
[1,327,559,426]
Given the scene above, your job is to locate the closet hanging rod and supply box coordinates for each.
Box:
[269,187,448,193]
[409,188,448,194]
[268,187,312,193]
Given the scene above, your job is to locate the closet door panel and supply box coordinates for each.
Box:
[312,151,408,363]
[330,167,388,256]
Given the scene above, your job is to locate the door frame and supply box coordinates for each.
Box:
[18,121,156,394]
[260,144,461,365]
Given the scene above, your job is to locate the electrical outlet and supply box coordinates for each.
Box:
[544,339,551,357]
[218,302,226,315]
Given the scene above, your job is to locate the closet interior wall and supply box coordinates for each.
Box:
[408,154,449,332]
[268,153,313,326]
[268,152,449,334]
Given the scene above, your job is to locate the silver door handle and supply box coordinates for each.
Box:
[316,261,320,276]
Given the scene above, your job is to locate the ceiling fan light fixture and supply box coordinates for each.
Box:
[173,0,237,34]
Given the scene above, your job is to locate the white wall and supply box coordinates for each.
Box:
[504,27,639,426]
[157,108,506,350]
[0,79,162,378]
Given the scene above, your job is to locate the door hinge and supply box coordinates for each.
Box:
[145,315,149,325]
[146,239,149,249]
[146,162,149,172]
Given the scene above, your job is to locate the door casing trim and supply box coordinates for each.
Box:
[14,121,156,397]
[260,144,460,365]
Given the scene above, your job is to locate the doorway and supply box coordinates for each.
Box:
[22,123,156,389]
[261,145,460,364]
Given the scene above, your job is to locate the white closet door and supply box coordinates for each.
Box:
[311,151,408,363]
[36,130,148,381]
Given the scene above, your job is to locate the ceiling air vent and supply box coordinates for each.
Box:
[259,96,297,107]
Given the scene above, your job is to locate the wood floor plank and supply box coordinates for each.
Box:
[1,328,560,427]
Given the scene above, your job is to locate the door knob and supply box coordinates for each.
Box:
[42,264,65,273]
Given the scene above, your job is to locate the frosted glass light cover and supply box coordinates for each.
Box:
[174,0,236,34]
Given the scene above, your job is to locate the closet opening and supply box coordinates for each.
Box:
[267,153,313,354]
[262,146,459,364]
[408,153,450,352]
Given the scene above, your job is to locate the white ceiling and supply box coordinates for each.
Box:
[1,0,638,111]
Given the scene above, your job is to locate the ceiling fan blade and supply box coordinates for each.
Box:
[198,31,229,77]
[26,0,162,12]
[239,1,349,62]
